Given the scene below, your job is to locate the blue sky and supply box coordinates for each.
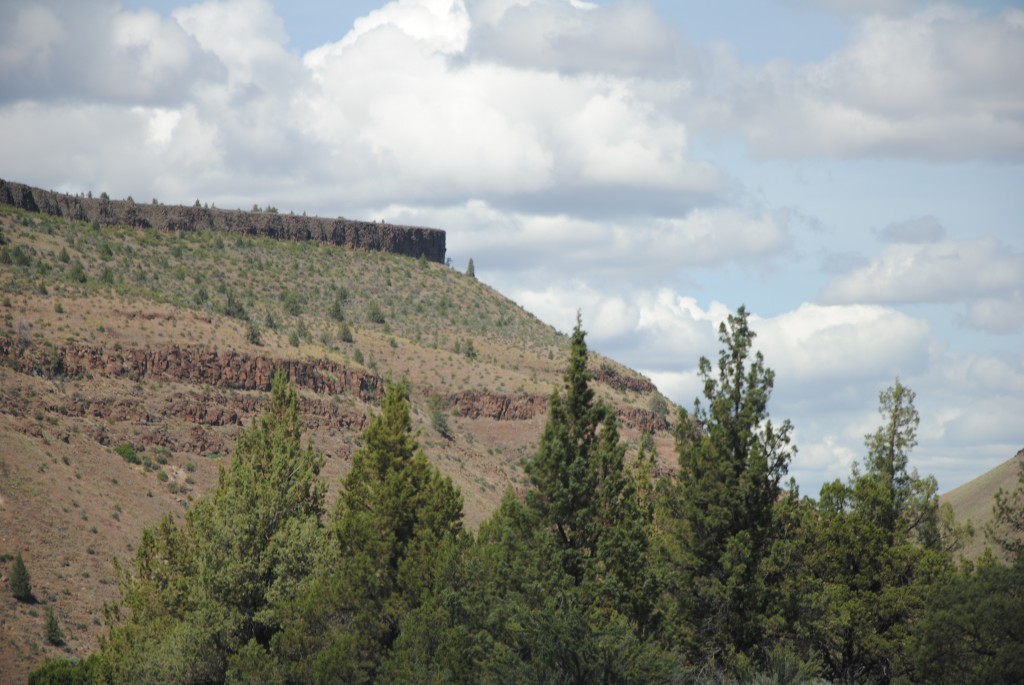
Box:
[2,0,1022,494]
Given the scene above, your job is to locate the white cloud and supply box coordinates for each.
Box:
[968,292,1024,334]
[709,6,1024,160]
[0,0,225,105]
[752,303,932,383]
[465,0,688,77]
[821,237,1024,306]
[172,0,300,86]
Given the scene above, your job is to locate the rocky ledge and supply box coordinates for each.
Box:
[0,178,445,263]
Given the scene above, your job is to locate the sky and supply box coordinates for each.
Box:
[1,0,1022,495]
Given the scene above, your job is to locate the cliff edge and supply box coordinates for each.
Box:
[0,178,446,262]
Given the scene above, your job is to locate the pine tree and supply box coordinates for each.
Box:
[465,258,475,278]
[276,381,464,682]
[809,380,953,684]
[526,315,652,625]
[101,371,327,682]
[10,553,32,602]
[655,305,794,670]
[45,606,65,646]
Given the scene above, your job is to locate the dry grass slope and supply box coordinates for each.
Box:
[941,448,1024,560]
[0,204,675,682]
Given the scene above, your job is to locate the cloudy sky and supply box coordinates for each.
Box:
[2,0,1022,494]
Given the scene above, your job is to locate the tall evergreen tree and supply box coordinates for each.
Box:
[808,380,953,684]
[10,552,32,602]
[274,381,464,683]
[101,370,327,683]
[525,315,653,626]
[654,305,795,671]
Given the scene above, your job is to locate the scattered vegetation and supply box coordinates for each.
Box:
[28,312,1024,684]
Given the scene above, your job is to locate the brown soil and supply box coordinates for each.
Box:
[0,206,677,681]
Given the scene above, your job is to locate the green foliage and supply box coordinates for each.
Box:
[909,553,1024,684]
[276,381,464,682]
[654,305,795,672]
[526,315,655,628]
[114,443,141,465]
[428,392,451,439]
[805,380,954,683]
[29,654,108,684]
[223,289,248,320]
[280,290,304,316]
[68,260,87,283]
[648,392,669,420]
[245,320,262,346]
[101,372,326,682]
[45,606,65,646]
[339,321,354,343]
[365,300,385,324]
[465,258,475,278]
[11,552,33,601]
[988,459,1024,561]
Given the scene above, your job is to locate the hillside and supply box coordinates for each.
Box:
[0,201,675,681]
[941,448,1024,560]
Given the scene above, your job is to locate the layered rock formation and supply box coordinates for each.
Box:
[0,178,445,263]
[0,337,670,433]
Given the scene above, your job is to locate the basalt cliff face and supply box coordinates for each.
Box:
[0,178,446,263]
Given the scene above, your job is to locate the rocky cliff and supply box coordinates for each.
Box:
[0,337,670,434]
[0,178,445,262]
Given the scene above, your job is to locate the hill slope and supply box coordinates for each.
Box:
[941,448,1024,560]
[0,202,675,680]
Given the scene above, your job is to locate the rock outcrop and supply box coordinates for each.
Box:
[0,338,670,433]
[0,178,445,263]
[0,337,385,401]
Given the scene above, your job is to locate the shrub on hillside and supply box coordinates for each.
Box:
[45,606,65,646]
[10,553,33,602]
[366,301,386,324]
[115,443,141,465]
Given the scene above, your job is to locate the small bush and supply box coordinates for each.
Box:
[68,260,87,284]
[223,290,248,320]
[365,301,385,324]
[45,606,65,646]
[246,321,262,346]
[10,553,32,602]
[114,443,141,465]
[339,322,354,343]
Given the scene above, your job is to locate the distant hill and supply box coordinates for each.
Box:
[0,200,675,680]
[941,448,1024,560]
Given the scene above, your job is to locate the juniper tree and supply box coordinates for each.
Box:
[10,553,32,602]
[273,381,464,683]
[526,315,653,626]
[809,380,954,684]
[655,305,795,671]
[101,371,327,682]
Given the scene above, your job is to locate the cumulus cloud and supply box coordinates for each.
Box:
[0,0,225,105]
[967,292,1024,335]
[378,201,790,282]
[820,237,1024,306]
[465,0,690,78]
[708,6,1024,160]
[752,303,932,384]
